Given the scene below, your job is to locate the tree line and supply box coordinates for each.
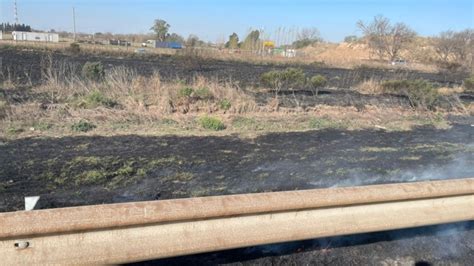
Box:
[0,23,32,32]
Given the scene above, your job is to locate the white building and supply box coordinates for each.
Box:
[0,31,3,40]
[12,31,59,42]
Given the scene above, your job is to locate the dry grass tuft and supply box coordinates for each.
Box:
[437,86,465,95]
[354,79,384,94]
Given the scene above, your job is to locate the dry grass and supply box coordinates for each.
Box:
[354,79,384,94]
[437,86,465,95]
[0,58,463,140]
[0,39,440,72]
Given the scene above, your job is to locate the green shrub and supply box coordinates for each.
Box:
[218,99,232,111]
[310,75,327,89]
[194,87,213,100]
[382,80,439,110]
[464,76,474,92]
[261,68,306,93]
[71,120,96,132]
[199,116,225,131]
[82,62,105,81]
[66,43,81,54]
[178,87,194,98]
[309,117,343,129]
[77,90,117,109]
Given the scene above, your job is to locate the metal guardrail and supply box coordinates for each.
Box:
[1,178,473,264]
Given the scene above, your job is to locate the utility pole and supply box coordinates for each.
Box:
[72,7,76,41]
[14,0,19,24]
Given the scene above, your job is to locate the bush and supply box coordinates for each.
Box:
[382,80,439,110]
[261,68,306,93]
[218,99,232,111]
[464,76,474,92]
[77,90,117,109]
[310,75,327,89]
[66,43,81,54]
[194,87,213,100]
[199,116,225,131]
[82,62,105,81]
[71,120,96,132]
[178,87,194,98]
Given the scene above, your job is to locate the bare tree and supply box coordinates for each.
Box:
[293,27,322,48]
[357,15,416,61]
[433,31,456,63]
[432,29,473,71]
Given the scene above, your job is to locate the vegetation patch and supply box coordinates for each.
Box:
[309,117,344,129]
[261,68,306,93]
[218,99,232,111]
[464,75,474,92]
[361,147,399,152]
[71,120,97,132]
[81,62,105,81]
[381,80,439,110]
[76,90,118,109]
[199,116,225,131]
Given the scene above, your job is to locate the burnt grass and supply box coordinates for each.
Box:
[1,124,473,265]
[0,47,469,88]
[1,47,474,264]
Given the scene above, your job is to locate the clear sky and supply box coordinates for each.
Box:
[0,0,472,43]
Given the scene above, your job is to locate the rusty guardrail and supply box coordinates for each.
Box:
[1,178,473,264]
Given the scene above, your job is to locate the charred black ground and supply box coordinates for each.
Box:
[1,47,473,265]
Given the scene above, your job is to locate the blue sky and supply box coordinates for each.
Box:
[1,0,472,42]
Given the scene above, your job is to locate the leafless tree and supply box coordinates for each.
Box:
[433,31,456,63]
[432,29,473,71]
[357,15,416,61]
[297,27,321,42]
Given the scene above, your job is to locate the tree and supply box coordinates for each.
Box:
[292,28,322,48]
[432,29,473,71]
[357,15,416,61]
[150,19,170,42]
[166,33,184,43]
[433,31,456,63]
[225,33,239,49]
[241,30,261,50]
[344,35,359,43]
[186,34,202,47]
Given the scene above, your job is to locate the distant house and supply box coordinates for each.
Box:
[0,31,3,40]
[12,31,59,42]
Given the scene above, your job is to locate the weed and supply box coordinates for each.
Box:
[65,43,81,54]
[464,75,474,92]
[32,122,52,131]
[77,90,118,109]
[308,117,343,129]
[178,87,194,98]
[82,61,105,81]
[219,99,232,111]
[199,116,225,131]
[194,87,213,100]
[71,120,96,132]
[75,170,107,186]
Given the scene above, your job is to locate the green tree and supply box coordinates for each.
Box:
[166,33,185,43]
[226,33,239,49]
[150,19,170,42]
[242,30,261,50]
